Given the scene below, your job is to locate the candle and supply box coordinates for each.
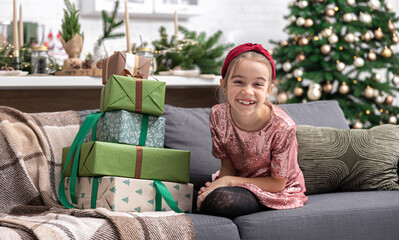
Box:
[125,0,131,53]
[174,11,178,48]
[19,3,23,48]
[13,0,19,57]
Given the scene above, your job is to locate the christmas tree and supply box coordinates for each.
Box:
[271,0,399,128]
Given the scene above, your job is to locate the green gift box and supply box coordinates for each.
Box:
[62,141,190,183]
[64,176,193,213]
[100,75,166,116]
[82,110,165,148]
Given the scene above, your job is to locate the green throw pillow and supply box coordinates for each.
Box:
[296,124,399,195]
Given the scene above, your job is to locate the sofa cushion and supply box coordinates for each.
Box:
[163,100,349,190]
[233,191,399,240]
[297,124,399,195]
[187,214,240,240]
[279,100,349,129]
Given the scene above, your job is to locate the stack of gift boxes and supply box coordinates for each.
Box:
[59,51,193,213]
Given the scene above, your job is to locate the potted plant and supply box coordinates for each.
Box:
[59,0,84,70]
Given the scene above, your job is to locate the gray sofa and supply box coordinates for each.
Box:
[162,100,399,240]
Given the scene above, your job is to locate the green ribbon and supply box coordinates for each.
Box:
[154,180,183,213]
[58,112,104,208]
[138,114,149,146]
[91,177,99,209]
[89,179,183,213]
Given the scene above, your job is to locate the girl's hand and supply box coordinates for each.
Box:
[197,177,231,211]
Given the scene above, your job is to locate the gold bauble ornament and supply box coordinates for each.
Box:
[277,92,289,104]
[293,86,304,96]
[344,33,356,43]
[375,95,385,104]
[280,40,288,47]
[364,86,374,98]
[381,46,392,58]
[296,17,306,27]
[298,0,308,9]
[321,44,331,54]
[388,21,395,33]
[321,27,333,38]
[328,34,339,44]
[367,0,381,10]
[323,81,333,93]
[307,84,322,101]
[388,115,398,124]
[353,119,364,129]
[385,1,393,12]
[336,61,346,71]
[295,53,306,62]
[393,33,399,44]
[367,50,377,61]
[343,13,353,23]
[361,32,372,42]
[346,0,356,6]
[299,38,309,46]
[359,12,372,24]
[392,75,399,85]
[304,19,314,28]
[339,82,350,94]
[326,8,335,17]
[354,57,365,67]
[374,28,383,40]
[385,95,394,105]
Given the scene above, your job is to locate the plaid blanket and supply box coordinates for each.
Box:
[0,106,195,239]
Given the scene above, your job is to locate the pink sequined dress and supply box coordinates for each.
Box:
[210,102,308,209]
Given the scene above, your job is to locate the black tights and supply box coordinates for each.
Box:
[198,186,269,219]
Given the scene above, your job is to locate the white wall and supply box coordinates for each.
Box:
[0,0,398,56]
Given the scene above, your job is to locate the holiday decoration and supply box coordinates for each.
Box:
[343,13,353,23]
[323,81,333,93]
[359,12,372,24]
[353,119,364,129]
[385,95,394,105]
[304,19,314,28]
[325,8,335,17]
[94,0,125,61]
[373,28,383,40]
[153,26,232,74]
[364,86,374,98]
[271,0,399,128]
[299,38,309,46]
[346,0,356,6]
[277,92,289,104]
[280,40,288,47]
[321,44,331,54]
[298,1,308,9]
[59,0,84,70]
[283,61,292,72]
[295,53,306,62]
[339,82,350,94]
[336,61,346,71]
[367,50,377,61]
[307,84,322,101]
[381,46,392,58]
[392,75,399,85]
[361,32,372,42]
[328,34,339,44]
[367,0,380,10]
[354,57,364,67]
[293,86,304,96]
[296,17,306,27]
[388,115,397,124]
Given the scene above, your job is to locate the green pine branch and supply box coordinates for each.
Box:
[59,0,84,42]
[97,0,125,46]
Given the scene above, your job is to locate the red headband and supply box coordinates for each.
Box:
[221,43,276,82]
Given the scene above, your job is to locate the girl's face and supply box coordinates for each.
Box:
[222,58,273,119]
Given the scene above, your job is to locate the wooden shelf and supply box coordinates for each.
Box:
[0,75,221,112]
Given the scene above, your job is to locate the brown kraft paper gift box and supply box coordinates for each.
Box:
[102,51,151,84]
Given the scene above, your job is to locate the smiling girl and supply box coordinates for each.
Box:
[197,43,308,218]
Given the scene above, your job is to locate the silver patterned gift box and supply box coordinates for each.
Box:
[81,110,165,148]
[64,176,193,213]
